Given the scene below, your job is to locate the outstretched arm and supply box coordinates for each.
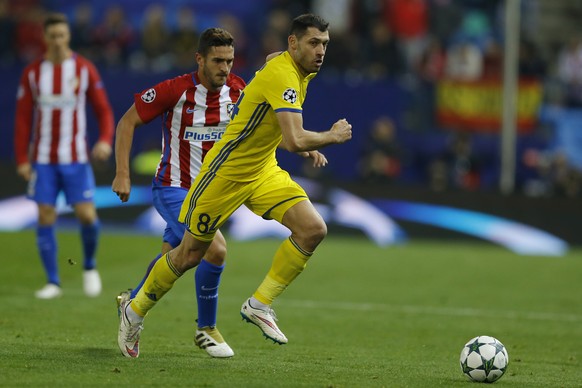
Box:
[112,104,144,202]
[277,110,352,153]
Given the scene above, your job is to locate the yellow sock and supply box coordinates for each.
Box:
[253,237,312,305]
[130,253,182,317]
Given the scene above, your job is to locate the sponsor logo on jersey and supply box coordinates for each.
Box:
[141,88,156,103]
[184,126,226,142]
[37,94,77,108]
[282,88,297,104]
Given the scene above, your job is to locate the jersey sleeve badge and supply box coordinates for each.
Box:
[282,88,297,104]
[141,88,157,103]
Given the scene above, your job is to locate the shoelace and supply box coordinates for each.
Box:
[266,307,278,322]
[123,305,144,341]
[126,323,144,341]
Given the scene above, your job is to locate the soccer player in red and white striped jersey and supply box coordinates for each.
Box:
[14,13,114,300]
[112,28,245,358]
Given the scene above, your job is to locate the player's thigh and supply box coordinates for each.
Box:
[152,186,188,248]
[28,164,60,206]
[245,168,308,223]
[179,173,250,242]
[60,163,96,205]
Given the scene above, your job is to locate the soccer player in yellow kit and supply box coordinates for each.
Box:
[117,13,352,356]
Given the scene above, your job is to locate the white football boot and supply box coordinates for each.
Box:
[240,298,288,344]
[195,326,235,358]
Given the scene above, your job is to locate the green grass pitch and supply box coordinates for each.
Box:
[1,230,581,387]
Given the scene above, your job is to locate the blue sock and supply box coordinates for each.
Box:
[130,253,162,299]
[37,225,59,285]
[195,259,224,328]
[81,221,100,270]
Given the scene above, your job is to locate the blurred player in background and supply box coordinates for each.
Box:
[14,13,114,299]
[115,13,352,356]
[112,28,245,358]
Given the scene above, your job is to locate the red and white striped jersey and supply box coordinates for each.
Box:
[14,53,114,165]
[134,72,245,189]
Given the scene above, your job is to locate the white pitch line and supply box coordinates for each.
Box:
[279,299,582,323]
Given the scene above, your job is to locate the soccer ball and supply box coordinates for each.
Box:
[459,335,509,383]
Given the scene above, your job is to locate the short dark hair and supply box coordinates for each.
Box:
[289,14,329,39]
[44,13,69,31]
[197,28,234,56]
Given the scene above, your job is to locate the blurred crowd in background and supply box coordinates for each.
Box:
[2,0,582,198]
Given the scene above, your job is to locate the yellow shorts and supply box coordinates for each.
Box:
[179,166,308,242]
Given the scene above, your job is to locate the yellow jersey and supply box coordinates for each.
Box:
[202,51,316,181]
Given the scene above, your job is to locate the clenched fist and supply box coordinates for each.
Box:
[330,118,352,144]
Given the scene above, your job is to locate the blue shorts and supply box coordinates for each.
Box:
[152,186,188,248]
[28,163,95,206]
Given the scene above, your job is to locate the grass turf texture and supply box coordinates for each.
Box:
[0,230,581,387]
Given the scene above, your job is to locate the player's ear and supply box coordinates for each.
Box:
[195,52,203,66]
[288,35,297,51]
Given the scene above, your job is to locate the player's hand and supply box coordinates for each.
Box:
[16,163,32,181]
[299,150,328,168]
[112,174,131,202]
[92,141,112,162]
[330,119,352,144]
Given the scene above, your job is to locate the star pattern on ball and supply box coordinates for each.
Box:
[468,338,481,353]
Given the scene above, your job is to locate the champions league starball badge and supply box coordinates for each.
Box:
[141,88,156,103]
[282,88,297,104]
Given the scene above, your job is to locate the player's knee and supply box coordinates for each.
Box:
[74,204,97,225]
[298,217,327,248]
[78,215,97,226]
[310,219,327,244]
[205,241,227,266]
[38,205,57,225]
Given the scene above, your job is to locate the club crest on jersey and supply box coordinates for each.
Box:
[68,76,79,92]
[227,103,235,117]
[282,88,297,104]
[141,88,156,103]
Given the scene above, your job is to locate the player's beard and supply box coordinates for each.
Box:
[210,75,227,89]
[299,59,320,75]
[297,50,322,75]
[204,67,227,90]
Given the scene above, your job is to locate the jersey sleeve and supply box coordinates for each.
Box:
[85,61,115,145]
[14,67,35,165]
[134,76,190,123]
[261,65,302,113]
